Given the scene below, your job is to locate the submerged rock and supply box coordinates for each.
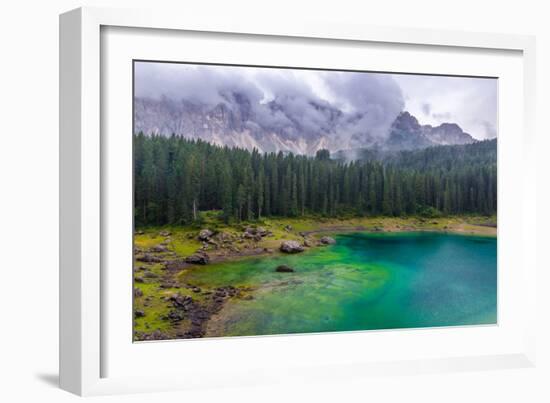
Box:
[320,236,336,245]
[185,253,210,265]
[280,240,304,253]
[275,264,295,273]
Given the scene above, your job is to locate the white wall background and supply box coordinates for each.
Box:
[0,0,548,401]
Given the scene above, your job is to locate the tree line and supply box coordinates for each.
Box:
[134,133,496,226]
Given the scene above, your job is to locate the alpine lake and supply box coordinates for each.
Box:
[178,231,497,337]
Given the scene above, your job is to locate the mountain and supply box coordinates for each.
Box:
[385,111,474,151]
[134,96,475,155]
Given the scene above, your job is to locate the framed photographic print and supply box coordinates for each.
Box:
[60,7,537,396]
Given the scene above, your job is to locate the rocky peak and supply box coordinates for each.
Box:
[386,111,475,151]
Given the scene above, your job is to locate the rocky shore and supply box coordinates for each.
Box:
[133,216,496,340]
[133,224,341,341]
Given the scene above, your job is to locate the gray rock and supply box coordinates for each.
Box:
[303,238,314,247]
[198,229,214,241]
[255,227,270,237]
[185,253,210,265]
[170,293,194,308]
[166,310,186,322]
[136,253,163,263]
[150,244,169,253]
[163,259,188,271]
[280,240,304,253]
[320,236,336,245]
[137,329,167,341]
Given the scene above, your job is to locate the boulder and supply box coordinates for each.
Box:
[170,293,194,309]
[166,310,186,322]
[303,238,314,247]
[243,226,270,239]
[133,287,143,298]
[320,236,336,245]
[163,259,188,271]
[256,227,269,236]
[136,253,163,263]
[150,244,169,253]
[275,264,295,273]
[284,224,293,232]
[159,230,171,237]
[280,240,304,253]
[134,310,145,318]
[198,229,214,241]
[215,232,234,242]
[185,253,210,265]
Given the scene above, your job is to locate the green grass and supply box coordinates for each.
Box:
[133,281,173,334]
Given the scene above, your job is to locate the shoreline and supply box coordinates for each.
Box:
[133,215,496,340]
[186,222,497,266]
[135,217,497,268]
[208,227,497,268]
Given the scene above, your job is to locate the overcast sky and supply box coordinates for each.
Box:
[135,62,497,140]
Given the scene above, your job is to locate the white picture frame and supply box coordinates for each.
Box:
[59,6,538,396]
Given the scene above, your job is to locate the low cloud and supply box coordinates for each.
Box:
[421,102,431,116]
[135,62,405,148]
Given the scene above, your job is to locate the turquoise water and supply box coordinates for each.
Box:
[184,232,497,337]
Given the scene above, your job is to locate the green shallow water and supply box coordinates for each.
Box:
[183,232,497,337]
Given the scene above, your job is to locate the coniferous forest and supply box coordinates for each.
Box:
[133,133,496,227]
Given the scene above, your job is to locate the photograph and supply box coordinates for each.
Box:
[132,61,497,341]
